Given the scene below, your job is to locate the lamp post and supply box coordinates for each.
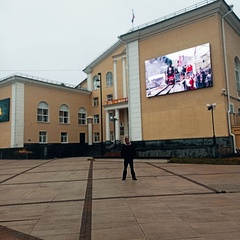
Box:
[97,73,104,156]
[206,103,217,145]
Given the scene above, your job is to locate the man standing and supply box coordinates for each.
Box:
[121,137,137,180]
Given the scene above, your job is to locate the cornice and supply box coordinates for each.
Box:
[0,74,91,95]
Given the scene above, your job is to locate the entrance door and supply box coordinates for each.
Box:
[79,133,85,145]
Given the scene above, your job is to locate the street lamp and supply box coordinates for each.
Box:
[97,73,104,156]
[206,103,217,145]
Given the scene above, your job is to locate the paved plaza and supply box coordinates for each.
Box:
[0,157,240,239]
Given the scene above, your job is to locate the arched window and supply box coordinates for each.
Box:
[93,75,99,90]
[106,72,113,87]
[235,57,240,95]
[37,101,49,122]
[78,107,87,125]
[59,104,69,124]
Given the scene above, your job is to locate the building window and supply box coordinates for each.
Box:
[59,104,69,124]
[235,57,240,96]
[94,132,100,143]
[106,72,113,87]
[78,107,86,125]
[61,132,68,143]
[39,131,47,143]
[93,75,99,90]
[107,94,113,101]
[37,102,49,122]
[93,114,99,124]
[93,97,99,107]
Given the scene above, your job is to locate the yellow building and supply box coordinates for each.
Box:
[83,0,240,158]
[0,74,91,158]
[0,0,240,158]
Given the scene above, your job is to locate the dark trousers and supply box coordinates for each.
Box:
[122,158,136,179]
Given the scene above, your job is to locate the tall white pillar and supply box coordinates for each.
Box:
[115,109,120,141]
[105,111,110,141]
[113,60,118,99]
[122,58,127,98]
[87,117,93,145]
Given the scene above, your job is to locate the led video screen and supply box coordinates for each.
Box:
[0,98,10,122]
[145,43,212,98]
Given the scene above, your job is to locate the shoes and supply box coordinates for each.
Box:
[132,178,137,180]
[122,178,126,181]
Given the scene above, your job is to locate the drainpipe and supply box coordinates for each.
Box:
[221,5,236,153]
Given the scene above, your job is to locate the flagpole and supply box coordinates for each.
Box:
[131,9,135,29]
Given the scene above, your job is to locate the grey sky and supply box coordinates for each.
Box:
[0,0,239,86]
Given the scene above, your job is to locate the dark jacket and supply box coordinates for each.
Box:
[121,143,136,160]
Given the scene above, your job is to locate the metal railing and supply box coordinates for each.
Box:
[0,72,76,88]
[130,0,217,32]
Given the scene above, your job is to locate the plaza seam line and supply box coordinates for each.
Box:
[0,159,55,184]
[0,225,43,240]
[147,162,223,193]
[79,159,93,240]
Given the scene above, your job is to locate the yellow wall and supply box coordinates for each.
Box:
[139,15,229,141]
[0,84,12,148]
[24,83,90,144]
[88,45,126,138]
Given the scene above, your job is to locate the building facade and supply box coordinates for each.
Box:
[0,74,91,158]
[83,0,240,158]
[0,0,240,158]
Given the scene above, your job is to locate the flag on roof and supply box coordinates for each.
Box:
[131,9,135,23]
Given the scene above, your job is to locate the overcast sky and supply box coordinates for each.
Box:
[0,0,239,86]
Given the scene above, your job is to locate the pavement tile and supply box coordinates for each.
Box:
[1,158,240,240]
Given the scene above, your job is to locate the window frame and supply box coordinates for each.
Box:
[93,114,99,124]
[93,97,99,107]
[59,104,69,124]
[37,101,49,123]
[61,132,68,143]
[78,107,87,125]
[106,72,113,87]
[39,131,47,143]
[94,132,100,143]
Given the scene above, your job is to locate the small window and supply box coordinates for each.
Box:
[230,103,234,114]
[107,94,113,101]
[39,131,47,143]
[61,132,68,143]
[59,104,69,124]
[106,72,113,87]
[93,97,99,107]
[93,114,99,124]
[37,102,49,122]
[94,132,100,143]
[78,107,86,125]
[109,111,114,123]
[93,75,99,90]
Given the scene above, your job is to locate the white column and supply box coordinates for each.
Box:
[113,60,118,99]
[122,57,127,98]
[115,109,120,141]
[105,111,110,142]
[87,73,92,91]
[11,81,24,148]
[87,117,93,145]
